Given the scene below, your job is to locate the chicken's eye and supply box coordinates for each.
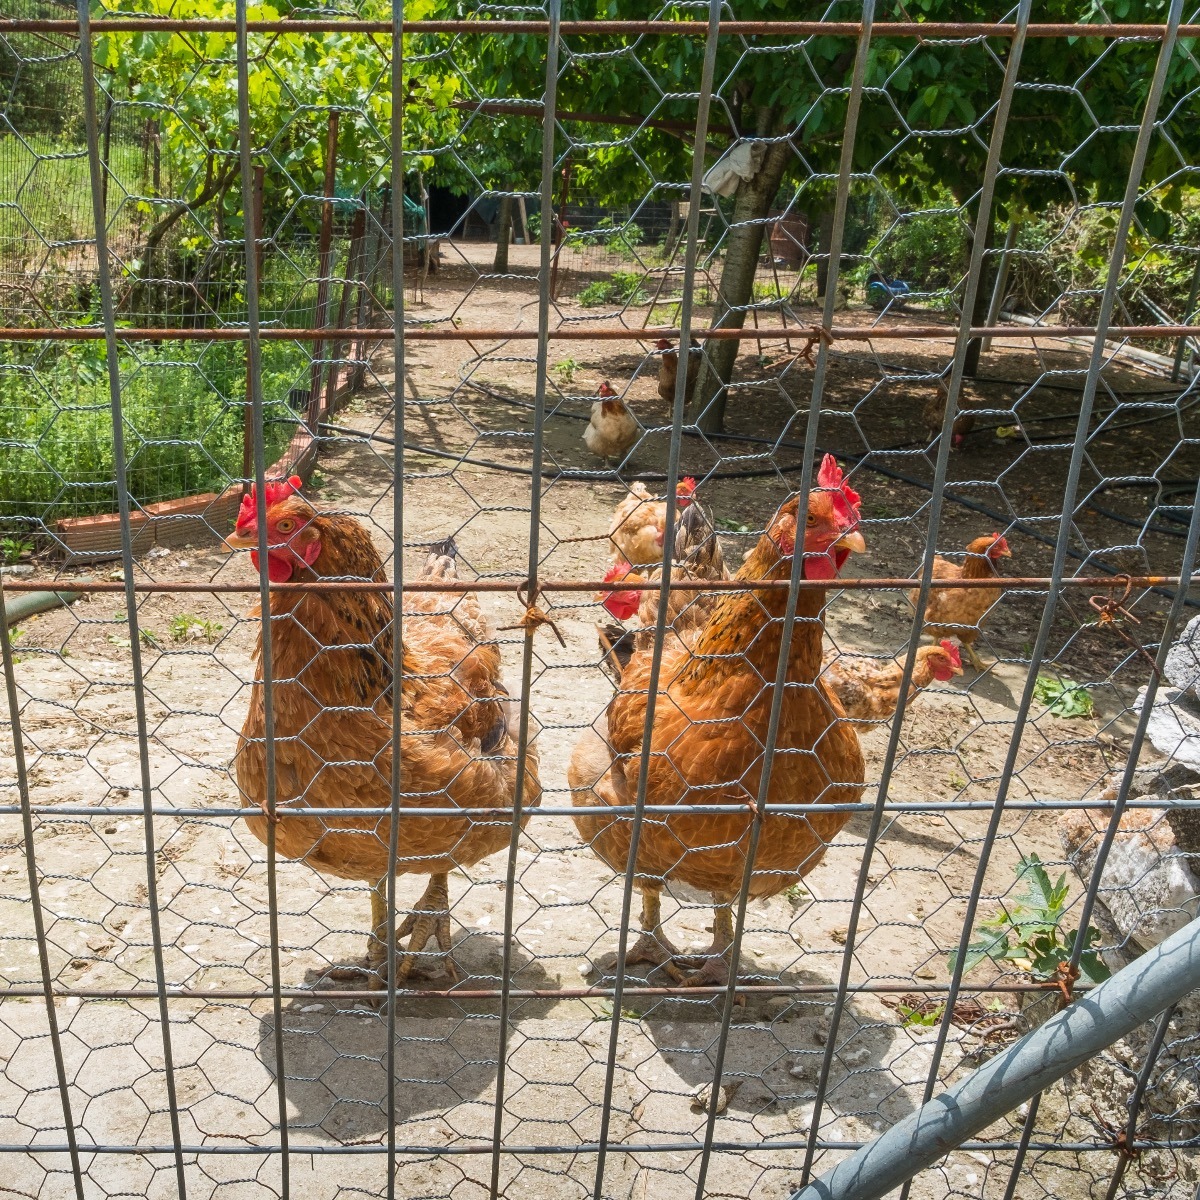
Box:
[275,518,295,534]
[806,513,816,527]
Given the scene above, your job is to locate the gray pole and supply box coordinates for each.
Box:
[790,916,1200,1200]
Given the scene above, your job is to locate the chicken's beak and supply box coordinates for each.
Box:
[223,529,256,552]
[833,529,867,555]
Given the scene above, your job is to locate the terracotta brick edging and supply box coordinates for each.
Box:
[53,366,352,565]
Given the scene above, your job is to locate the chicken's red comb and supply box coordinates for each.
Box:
[940,640,963,668]
[676,477,696,497]
[236,475,303,530]
[603,560,632,582]
[598,380,617,396]
[655,338,671,350]
[817,453,861,523]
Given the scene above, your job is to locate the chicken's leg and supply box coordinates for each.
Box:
[962,639,988,672]
[623,886,687,977]
[680,899,736,988]
[392,872,461,984]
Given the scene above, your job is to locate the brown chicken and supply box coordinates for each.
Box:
[227,477,540,986]
[911,533,1012,670]
[820,640,962,726]
[922,376,984,449]
[656,337,703,402]
[570,455,867,986]
[607,477,698,567]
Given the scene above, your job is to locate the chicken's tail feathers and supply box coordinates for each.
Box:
[420,536,459,581]
[597,622,635,683]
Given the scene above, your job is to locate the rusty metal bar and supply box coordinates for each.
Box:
[6,18,1200,37]
[0,574,1185,595]
[0,980,1081,1002]
[1,322,1196,342]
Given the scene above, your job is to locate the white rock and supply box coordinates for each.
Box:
[1137,685,1200,773]
[1060,803,1200,951]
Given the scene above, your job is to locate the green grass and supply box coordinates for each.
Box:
[0,135,144,252]
[0,339,305,523]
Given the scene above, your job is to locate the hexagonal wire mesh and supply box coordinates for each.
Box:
[1,2,1200,1199]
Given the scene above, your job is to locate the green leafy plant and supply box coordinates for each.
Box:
[0,536,32,565]
[554,357,580,384]
[897,1000,945,1029]
[169,614,223,643]
[1034,673,1095,718]
[949,854,1110,986]
[577,270,649,308]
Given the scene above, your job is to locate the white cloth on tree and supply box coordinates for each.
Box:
[703,140,767,197]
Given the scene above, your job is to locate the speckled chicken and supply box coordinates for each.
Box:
[570,456,867,986]
[607,477,698,567]
[596,500,731,673]
[820,640,962,726]
[227,477,540,986]
[912,532,1012,670]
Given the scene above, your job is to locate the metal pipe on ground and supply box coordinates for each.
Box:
[789,915,1200,1200]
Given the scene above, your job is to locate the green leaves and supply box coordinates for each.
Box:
[949,854,1111,987]
[1034,673,1095,719]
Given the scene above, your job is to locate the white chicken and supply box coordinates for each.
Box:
[584,380,639,463]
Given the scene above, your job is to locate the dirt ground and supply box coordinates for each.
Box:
[1,242,1195,1199]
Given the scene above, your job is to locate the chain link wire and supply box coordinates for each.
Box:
[1,3,1200,1198]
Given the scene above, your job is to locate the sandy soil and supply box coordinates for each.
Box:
[1,243,1193,1199]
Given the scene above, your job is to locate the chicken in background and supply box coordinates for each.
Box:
[227,478,540,986]
[657,337,703,402]
[820,640,962,726]
[607,476,698,567]
[922,376,984,449]
[912,532,1012,671]
[584,380,639,463]
[597,501,732,676]
[570,455,867,987]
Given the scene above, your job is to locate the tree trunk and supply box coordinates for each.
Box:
[686,139,791,433]
[962,202,998,378]
[493,194,513,272]
[814,207,835,299]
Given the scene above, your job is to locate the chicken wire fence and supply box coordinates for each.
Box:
[2,3,1200,1199]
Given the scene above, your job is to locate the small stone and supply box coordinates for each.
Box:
[300,1003,325,1013]
[691,1080,741,1114]
[789,1057,814,1079]
[914,965,937,980]
[842,1047,870,1067]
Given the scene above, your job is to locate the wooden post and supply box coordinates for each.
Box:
[308,111,339,429]
[549,158,572,301]
[324,208,365,416]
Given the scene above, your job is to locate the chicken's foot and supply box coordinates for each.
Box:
[962,641,988,672]
[622,888,687,978]
[391,873,462,985]
[679,901,736,989]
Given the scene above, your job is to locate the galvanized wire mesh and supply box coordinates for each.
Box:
[1,3,1200,1199]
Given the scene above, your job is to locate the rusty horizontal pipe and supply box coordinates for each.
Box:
[0,575,1184,595]
[0,324,1197,344]
[0,980,1065,1002]
[4,18,1199,37]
